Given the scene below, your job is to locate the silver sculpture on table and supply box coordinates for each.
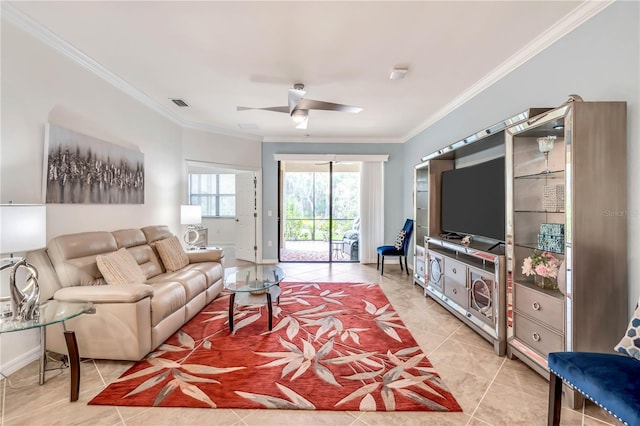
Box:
[2,259,40,321]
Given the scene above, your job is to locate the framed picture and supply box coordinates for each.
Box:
[43,123,145,204]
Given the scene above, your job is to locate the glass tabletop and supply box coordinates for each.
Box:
[224,265,285,293]
[0,300,94,333]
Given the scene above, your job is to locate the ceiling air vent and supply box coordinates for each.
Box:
[170,98,189,107]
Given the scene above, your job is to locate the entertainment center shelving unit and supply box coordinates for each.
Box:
[505,99,628,407]
[413,98,628,407]
[413,108,548,355]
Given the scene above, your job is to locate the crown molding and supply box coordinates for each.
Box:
[2,1,613,145]
[1,2,261,143]
[403,0,615,143]
[262,136,404,144]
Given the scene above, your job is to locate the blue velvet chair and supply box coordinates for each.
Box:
[376,219,414,275]
[548,352,640,426]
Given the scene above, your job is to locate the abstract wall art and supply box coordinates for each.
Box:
[44,123,144,204]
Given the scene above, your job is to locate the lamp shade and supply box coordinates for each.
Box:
[0,204,47,254]
[180,205,202,225]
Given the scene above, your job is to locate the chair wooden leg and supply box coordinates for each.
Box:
[377,254,380,271]
[381,256,384,275]
[404,255,409,275]
[399,256,403,271]
[548,372,562,426]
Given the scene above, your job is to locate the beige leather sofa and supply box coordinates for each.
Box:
[27,225,224,361]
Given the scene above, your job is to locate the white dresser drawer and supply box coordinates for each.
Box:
[444,258,466,286]
[514,283,564,333]
[514,313,564,357]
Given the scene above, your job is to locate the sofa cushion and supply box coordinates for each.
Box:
[142,225,173,244]
[96,248,147,285]
[113,229,147,249]
[147,269,206,302]
[615,301,640,361]
[156,236,189,272]
[183,262,223,287]
[47,231,117,287]
[147,281,187,327]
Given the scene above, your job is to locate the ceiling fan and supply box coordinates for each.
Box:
[237,83,362,130]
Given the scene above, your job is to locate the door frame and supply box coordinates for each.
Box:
[278,160,358,263]
[185,160,263,263]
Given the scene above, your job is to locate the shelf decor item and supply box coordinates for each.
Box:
[538,223,565,253]
[521,250,559,290]
[537,135,556,173]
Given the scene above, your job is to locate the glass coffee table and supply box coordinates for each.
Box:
[0,300,94,401]
[224,265,285,332]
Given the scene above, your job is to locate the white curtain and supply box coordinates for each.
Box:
[359,161,384,264]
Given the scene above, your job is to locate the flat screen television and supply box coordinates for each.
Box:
[440,157,505,242]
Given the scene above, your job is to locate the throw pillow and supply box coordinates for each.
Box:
[96,248,146,285]
[614,302,640,361]
[394,230,407,250]
[156,236,189,272]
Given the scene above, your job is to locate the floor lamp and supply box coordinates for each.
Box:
[0,204,47,321]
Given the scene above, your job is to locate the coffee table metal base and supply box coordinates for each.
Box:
[228,292,274,332]
[228,286,281,332]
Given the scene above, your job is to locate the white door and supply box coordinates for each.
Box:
[235,171,257,262]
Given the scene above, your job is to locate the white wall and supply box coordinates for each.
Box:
[201,218,236,245]
[404,1,640,313]
[1,19,184,374]
[181,127,262,171]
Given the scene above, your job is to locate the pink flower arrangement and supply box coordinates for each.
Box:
[521,250,559,279]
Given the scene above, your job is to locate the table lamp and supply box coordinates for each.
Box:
[0,204,46,321]
[180,205,202,250]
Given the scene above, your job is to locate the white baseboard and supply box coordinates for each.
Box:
[0,345,40,378]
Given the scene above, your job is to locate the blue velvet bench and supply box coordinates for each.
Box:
[548,352,640,426]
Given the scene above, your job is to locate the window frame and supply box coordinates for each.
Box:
[188,173,236,218]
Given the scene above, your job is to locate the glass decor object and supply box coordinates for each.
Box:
[537,136,556,173]
[535,274,558,290]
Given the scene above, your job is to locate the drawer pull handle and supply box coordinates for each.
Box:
[532,302,541,311]
[452,268,457,274]
[532,332,541,342]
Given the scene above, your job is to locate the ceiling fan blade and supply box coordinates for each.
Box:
[297,99,362,113]
[288,88,306,114]
[295,116,309,130]
[237,106,289,113]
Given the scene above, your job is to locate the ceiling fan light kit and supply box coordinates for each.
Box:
[237,83,362,129]
[389,67,409,80]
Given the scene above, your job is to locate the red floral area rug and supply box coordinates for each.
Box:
[89,282,462,412]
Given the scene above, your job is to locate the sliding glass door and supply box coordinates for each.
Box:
[279,161,359,263]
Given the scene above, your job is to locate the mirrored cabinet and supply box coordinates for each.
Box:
[505,99,628,406]
[413,162,430,289]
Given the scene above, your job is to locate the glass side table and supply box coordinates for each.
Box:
[224,265,285,332]
[0,300,95,401]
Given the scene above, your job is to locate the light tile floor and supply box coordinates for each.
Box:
[1,260,622,426]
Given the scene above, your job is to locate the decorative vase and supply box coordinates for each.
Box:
[535,274,558,290]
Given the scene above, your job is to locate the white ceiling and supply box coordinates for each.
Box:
[6,1,607,143]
